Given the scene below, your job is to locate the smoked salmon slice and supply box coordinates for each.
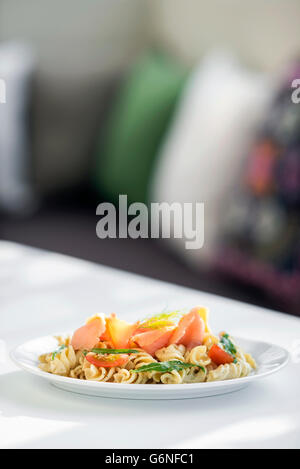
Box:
[99,316,114,345]
[169,310,205,349]
[106,315,139,349]
[71,315,106,350]
[189,306,211,333]
[132,327,175,356]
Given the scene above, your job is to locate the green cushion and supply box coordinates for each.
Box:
[94,53,187,204]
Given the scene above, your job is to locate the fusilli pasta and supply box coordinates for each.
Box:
[155,344,186,362]
[183,366,207,383]
[184,346,211,367]
[207,359,252,382]
[203,333,220,349]
[83,360,119,382]
[114,369,149,384]
[38,346,83,377]
[159,370,186,384]
[125,350,157,370]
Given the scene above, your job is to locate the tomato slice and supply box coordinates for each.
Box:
[86,353,129,368]
[208,344,234,365]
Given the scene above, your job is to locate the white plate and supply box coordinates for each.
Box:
[10,335,289,400]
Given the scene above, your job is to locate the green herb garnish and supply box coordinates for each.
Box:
[83,348,139,356]
[220,333,237,357]
[131,360,205,374]
[52,345,67,360]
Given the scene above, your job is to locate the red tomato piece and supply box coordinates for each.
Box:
[208,344,234,365]
[86,353,129,368]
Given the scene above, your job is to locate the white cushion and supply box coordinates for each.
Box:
[151,52,274,265]
[0,42,36,213]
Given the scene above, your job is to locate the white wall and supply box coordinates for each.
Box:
[149,0,300,71]
[0,0,147,76]
[0,0,149,192]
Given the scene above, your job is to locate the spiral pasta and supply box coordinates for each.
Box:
[229,335,256,370]
[206,359,252,382]
[114,369,149,384]
[159,370,186,384]
[184,346,211,367]
[83,360,119,382]
[70,364,85,379]
[126,350,157,370]
[124,350,159,382]
[183,366,207,383]
[155,344,186,362]
[38,346,82,377]
[203,333,220,350]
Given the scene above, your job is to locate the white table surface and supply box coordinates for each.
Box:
[0,241,300,449]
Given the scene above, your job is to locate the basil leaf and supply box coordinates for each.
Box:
[52,344,67,360]
[131,360,204,373]
[220,334,237,357]
[84,348,139,356]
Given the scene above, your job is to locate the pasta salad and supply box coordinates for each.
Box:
[38,307,256,384]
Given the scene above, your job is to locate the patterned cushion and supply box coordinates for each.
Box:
[217,62,300,310]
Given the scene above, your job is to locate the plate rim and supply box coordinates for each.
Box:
[9,335,290,392]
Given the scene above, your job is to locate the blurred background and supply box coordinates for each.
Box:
[1,0,300,315]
